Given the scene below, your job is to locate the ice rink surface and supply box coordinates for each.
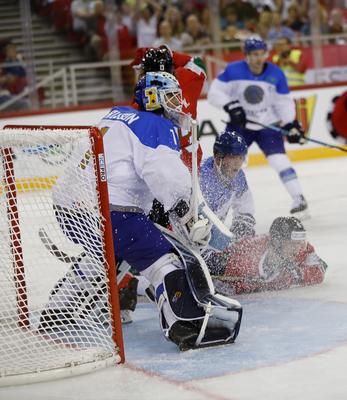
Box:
[1,156,346,400]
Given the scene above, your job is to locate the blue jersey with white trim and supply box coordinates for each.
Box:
[207,60,295,130]
[199,157,254,228]
[99,106,191,213]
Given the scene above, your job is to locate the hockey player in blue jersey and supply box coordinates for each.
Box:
[43,71,242,351]
[208,37,308,218]
[200,129,255,241]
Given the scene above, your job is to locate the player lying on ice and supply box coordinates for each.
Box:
[207,216,328,295]
[40,71,242,351]
[198,131,327,294]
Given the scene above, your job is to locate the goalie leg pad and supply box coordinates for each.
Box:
[157,260,242,350]
[161,229,243,347]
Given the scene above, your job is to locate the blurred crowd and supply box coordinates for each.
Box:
[32,0,347,61]
[1,0,347,111]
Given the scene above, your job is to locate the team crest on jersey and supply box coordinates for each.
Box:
[243,85,264,104]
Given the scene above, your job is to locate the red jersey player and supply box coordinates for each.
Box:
[327,90,347,142]
[130,45,206,169]
[207,216,327,295]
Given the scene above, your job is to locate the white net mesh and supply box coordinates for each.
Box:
[0,127,120,386]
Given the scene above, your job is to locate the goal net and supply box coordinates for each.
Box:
[0,125,124,387]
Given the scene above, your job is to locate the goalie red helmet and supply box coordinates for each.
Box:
[141,47,174,74]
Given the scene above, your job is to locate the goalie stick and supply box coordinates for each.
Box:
[38,227,80,264]
[38,227,131,284]
[191,119,199,222]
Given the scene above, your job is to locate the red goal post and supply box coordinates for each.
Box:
[0,125,124,387]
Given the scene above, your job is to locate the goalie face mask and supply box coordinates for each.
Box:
[134,71,190,129]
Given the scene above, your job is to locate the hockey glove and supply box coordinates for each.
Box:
[223,100,246,127]
[283,120,306,144]
[169,199,212,247]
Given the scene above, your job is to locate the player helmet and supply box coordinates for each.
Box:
[213,130,248,157]
[141,46,174,74]
[134,71,184,124]
[269,216,306,245]
[244,37,267,54]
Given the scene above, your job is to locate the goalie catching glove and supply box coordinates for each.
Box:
[282,120,306,144]
[169,199,212,247]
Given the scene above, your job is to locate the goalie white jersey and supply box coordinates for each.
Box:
[53,106,192,214]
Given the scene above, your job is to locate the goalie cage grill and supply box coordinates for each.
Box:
[0,125,124,387]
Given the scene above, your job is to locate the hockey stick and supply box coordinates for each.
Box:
[191,119,199,222]
[212,275,266,284]
[189,120,232,250]
[247,119,347,153]
[39,227,80,264]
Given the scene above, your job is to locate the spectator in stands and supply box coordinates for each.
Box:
[221,6,244,30]
[268,10,295,42]
[328,8,347,43]
[120,2,136,36]
[97,3,135,61]
[0,43,28,111]
[271,37,307,86]
[284,4,309,36]
[1,43,27,95]
[134,1,162,48]
[164,6,184,38]
[248,0,277,12]
[201,6,212,33]
[0,38,10,63]
[258,7,273,30]
[153,20,183,51]
[238,17,258,39]
[70,0,106,59]
[70,0,100,35]
[181,14,211,48]
[231,0,258,24]
[222,25,241,48]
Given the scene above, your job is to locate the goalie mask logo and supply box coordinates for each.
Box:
[243,85,264,104]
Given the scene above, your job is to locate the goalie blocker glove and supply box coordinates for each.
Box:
[169,199,212,247]
[223,100,247,128]
[283,120,306,144]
